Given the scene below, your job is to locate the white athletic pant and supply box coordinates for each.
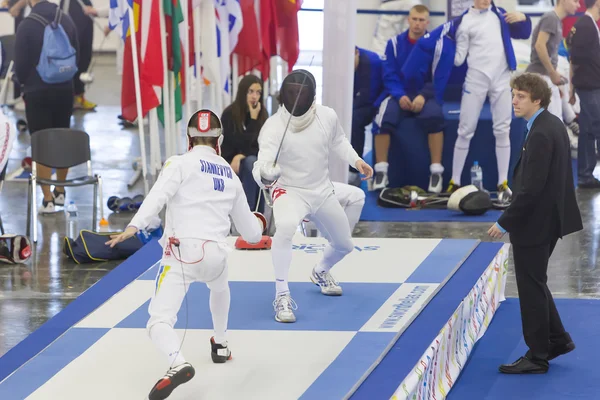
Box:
[542,75,563,122]
[304,182,366,235]
[147,240,230,366]
[271,185,354,295]
[452,69,512,186]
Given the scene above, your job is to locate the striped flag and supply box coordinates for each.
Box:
[215,0,243,100]
[119,0,161,122]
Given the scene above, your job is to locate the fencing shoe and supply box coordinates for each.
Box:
[372,171,388,190]
[211,337,232,363]
[311,268,343,296]
[273,292,297,323]
[428,173,443,194]
[148,362,195,400]
[497,181,512,204]
[446,180,460,194]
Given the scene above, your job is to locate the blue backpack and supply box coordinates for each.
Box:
[28,8,78,84]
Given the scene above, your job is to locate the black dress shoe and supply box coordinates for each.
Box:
[499,356,549,374]
[549,341,576,360]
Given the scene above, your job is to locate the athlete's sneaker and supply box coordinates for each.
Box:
[372,171,388,190]
[446,179,460,194]
[52,189,65,207]
[497,180,513,204]
[148,362,195,400]
[273,292,297,323]
[39,200,59,214]
[428,173,443,194]
[310,268,343,296]
[73,95,97,111]
[210,336,232,363]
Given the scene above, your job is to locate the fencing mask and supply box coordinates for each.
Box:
[280,69,316,117]
[447,185,492,215]
[187,109,224,155]
[0,234,32,264]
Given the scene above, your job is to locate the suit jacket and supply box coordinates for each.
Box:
[498,110,582,246]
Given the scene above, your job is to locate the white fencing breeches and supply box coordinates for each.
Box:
[541,75,563,122]
[147,240,230,366]
[271,185,354,295]
[452,69,512,186]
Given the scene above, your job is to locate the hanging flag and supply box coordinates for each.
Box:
[158,0,186,124]
[233,0,261,76]
[140,0,164,87]
[108,0,131,39]
[188,0,196,68]
[199,0,220,87]
[259,0,277,79]
[276,0,302,73]
[215,0,243,100]
[120,0,161,122]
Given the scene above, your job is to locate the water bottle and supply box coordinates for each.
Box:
[66,201,78,239]
[470,161,483,190]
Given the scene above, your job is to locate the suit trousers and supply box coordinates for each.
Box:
[512,237,568,361]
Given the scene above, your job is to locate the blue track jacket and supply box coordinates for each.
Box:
[382,30,435,102]
[354,47,386,109]
[402,3,531,104]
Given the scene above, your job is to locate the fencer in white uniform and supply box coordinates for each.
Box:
[449,0,528,197]
[106,110,265,400]
[253,69,373,323]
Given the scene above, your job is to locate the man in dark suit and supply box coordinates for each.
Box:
[488,72,583,374]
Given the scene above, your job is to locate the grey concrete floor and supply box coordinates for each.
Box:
[1,54,599,357]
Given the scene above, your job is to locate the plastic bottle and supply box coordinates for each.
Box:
[470,161,483,190]
[66,201,78,239]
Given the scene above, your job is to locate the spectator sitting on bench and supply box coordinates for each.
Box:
[373,4,445,193]
[352,46,385,187]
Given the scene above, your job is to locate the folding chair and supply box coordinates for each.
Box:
[26,128,104,242]
[0,164,6,235]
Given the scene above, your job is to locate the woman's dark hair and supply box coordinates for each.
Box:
[231,74,268,132]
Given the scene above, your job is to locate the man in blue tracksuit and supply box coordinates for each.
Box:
[352,46,385,186]
[449,0,531,197]
[373,4,446,193]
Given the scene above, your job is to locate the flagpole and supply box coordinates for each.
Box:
[182,0,192,121]
[158,0,174,159]
[127,3,150,195]
[193,5,203,109]
[232,54,239,100]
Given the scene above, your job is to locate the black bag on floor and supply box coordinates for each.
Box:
[63,229,144,264]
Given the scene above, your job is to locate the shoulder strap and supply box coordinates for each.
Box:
[53,7,62,25]
[27,13,50,27]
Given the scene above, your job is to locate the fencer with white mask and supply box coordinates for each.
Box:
[106,110,265,400]
[253,69,374,323]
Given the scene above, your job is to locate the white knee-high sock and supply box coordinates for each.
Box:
[149,322,186,367]
[272,236,292,295]
[210,286,230,345]
[452,136,472,185]
[495,138,511,185]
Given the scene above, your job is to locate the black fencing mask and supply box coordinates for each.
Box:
[280,69,316,117]
[447,185,492,215]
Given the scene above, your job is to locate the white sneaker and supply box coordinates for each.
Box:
[310,268,343,296]
[52,190,65,207]
[148,362,195,400]
[273,293,297,323]
[428,173,442,194]
[372,171,388,190]
[39,200,59,214]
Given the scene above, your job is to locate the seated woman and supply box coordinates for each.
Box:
[221,74,268,212]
